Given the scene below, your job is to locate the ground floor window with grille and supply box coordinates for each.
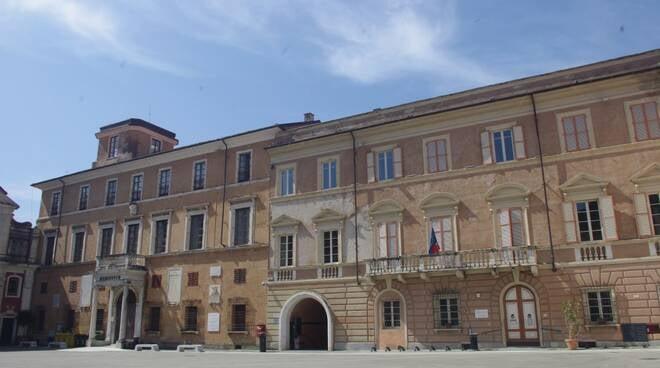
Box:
[231,304,247,332]
[433,294,459,328]
[586,289,614,323]
[95,309,104,332]
[382,300,401,328]
[184,306,198,331]
[149,307,160,331]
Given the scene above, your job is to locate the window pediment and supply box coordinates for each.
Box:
[311,208,345,225]
[630,163,660,192]
[420,192,459,218]
[485,183,530,209]
[559,173,608,200]
[369,199,403,224]
[271,214,301,228]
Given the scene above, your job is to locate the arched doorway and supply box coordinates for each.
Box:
[502,284,540,346]
[375,289,407,351]
[279,292,333,351]
[113,289,137,343]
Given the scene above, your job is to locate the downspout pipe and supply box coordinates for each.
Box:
[219,138,229,247]
[530,94,557,272]
[54,178,66,265]
[350,132,360,285]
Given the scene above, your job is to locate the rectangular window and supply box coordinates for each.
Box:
[279,167,295,196]
[323,230,339,264]
[108,136,118,158]
[150,138,162,153]
[158,169,171,197]
[576,200,603,242]
[125,223,140,255]
[193,161,206,190]
[184,306,198,331]
[377,149,394,181]
[153,219,168,254]
[492,129,515,163]
[233,207,251,246]
[95,309,104,332]
[379,222,399,257]
[630,101,660,141]
[187,272,199,287]
[100,227,114,257]
[69,280,77,293]
[44,235,55,266]
[234,268,246,284]
[78,185,89,211]
[321,159,337,189]
[50,191,61,216]
[562,114,591,151]
[149,307,160,331]
[237,151,251,183]
[649,194,660,235]
[382,300,401,328]
[587,289,614,323]
[498,208,525,247]
[105,179,117,206]
[151,274,162,288]
[426,139,449,173]
[72,230,85,262]
[433,294,459,328]
[188,214,204,250]
[130,174,143,202]
[430,216,453,252]
[231,304,247,331]
[279,235,294,267]
[40,282,48,294]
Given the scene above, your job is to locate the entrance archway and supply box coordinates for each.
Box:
[502,284,540,346]
[113,289,137,343]
[279,292,333,351]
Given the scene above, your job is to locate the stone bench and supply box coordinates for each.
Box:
[48,341,67,349]
[19,341,37,348]
[176,344,204,352]
[135,344,160,351]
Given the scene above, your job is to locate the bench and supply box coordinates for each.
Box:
[176,344,204,352]
[135,344,160,351]
[48,341,67,349]
[19,341,37,348]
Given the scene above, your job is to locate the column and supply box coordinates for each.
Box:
[133,287,144,338]
[105,288,114,343]
[86,288,98,347]
[117,285,129,343]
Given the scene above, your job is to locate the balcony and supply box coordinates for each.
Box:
[367,246,537,277]
[270,264,345,283]
[95,254,147,287]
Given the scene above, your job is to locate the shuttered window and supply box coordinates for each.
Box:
[499,208,525,247]
[430,216,453,252]
[562,114,591,151]
[378,222,399,257]
[426,139,449,173]
[630,101,660,141]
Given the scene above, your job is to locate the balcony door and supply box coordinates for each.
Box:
[503,285,539,346]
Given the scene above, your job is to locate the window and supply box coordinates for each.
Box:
[158,169,171,197]
[630,101,660,141]
[153,218,168,254]
[433,294,459,328]
[44,235,55,266]
[50,191,61,216]
[492,128,515,163]
[586,289,614,323]
[148,307,160,331]
[99,226,114,257]
[105,179,117,206]
[72,230,85,262]
[562,114,591,151]
[237,151,252,183]
[95,309,104,332]
[234,268,246,284]
[426,138,449,173]
[151,274,162,288]
[187,214,204,250]
[232,206,251,246]
[321,159,337,190]
[323,230,339,264]
[69,280,77,293]
[78,185,89,211]
[40,282,48,294]
[430,216,453,252]
[279,235,294,267]
[125,222,140,254]
[279,167,295,196]
[130,174,143,202]
[150,138,162,153]
[5,276,21,297]
[193,161,206,190]
[382,300,401,328]
[649,194,660,235]
[184,306,198,331]
[108,135,118,158]
[231,304,247,332]
[498,208,525,247]
[576,200,603,242]
[378,222,399,257]
[188,272,199,287]
[377,149,394,181]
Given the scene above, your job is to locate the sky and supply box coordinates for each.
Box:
[1,0,659,223]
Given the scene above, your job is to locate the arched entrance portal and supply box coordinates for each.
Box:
[279,292,333,351]
[113,289,137,343]
[502,284,540,346]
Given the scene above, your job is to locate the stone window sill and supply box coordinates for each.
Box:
[181,330,199,335]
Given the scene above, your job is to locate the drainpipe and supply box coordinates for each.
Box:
[219,138,229,247]
[350,132,360,285]
[54,179,66,265]
[530,94,557,272]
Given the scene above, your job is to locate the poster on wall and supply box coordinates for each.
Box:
[474,309,489,319]
[207,312,220,332]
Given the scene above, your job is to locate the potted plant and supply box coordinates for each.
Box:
[561,298,583,350]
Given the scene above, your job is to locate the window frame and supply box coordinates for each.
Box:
[236,149,253,184]
[105,178,118,206]
[233,268,247,284]
[231,303,247,332]
[157,167,171,197]
[377,221,401,258]
[123,219,142,255]
[150,213,171,255]
[148,307,161,332]
[422,135,451,174]
[50,191,62,216]
[150,138,162,154]
[43,232,56,266]
[184,305,198,332]
[95,308,105,332]
[187,272,199,287]
[376,148,395,182]
[229,201,254,247]
[583,288,617,325]
[108,135,119,158]
[429,215,455,252]
[184,207,207,251]
[624,97,660,142]
[491,127,515,164]
[575,199,604,243]
[555,109,596,153]
[130,173,144,202]
[277,164,296,197]
[97,222,116,258]
[192,159,207,191]
[70,227,86,263]
[5,275,22,298]
[433,293,460,329]
[78,184,90,211]
[497,207,527,247]
[649,193,660,236]
[278,234,295,268]
[318,155,340,190]
[382,300,401,329]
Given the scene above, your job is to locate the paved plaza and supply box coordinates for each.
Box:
[1,348,660,368]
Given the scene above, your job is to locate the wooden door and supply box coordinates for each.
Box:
[504,285,539,346]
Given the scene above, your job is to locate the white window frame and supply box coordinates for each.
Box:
[157,167,172,197]
[123,218,142,254]
[495,207,528,248]
[96,222,116,257]
[555,108,596,153]
[4,275,22,298]
[130,173,144,202]
[235,149,253,184]
[491,127,515,164]
[376,221,402,258]
[278,233,296,268]
[108,135,119,158]
[78,184,90,211]
[50,191,62,216]
[150,213,171,255]
[318,155,340,190]
[105,178,118,206]
[70,226,86,263]
[192,159,207,191]
[184,207,208,251]
[229,200,255,247]
[276,164,296,197]
[320,228,341,265]
[422,135,452,174]
[583,288,617,325]
[624,96,660,143]
[428,215,457,252]
[150,138,162,153]
[375,147,395,182]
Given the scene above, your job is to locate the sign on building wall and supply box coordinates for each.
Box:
[209,285,221,304]
[167,268,182,304]
[474,309,489,319]
[207,312,220,332]
[79,274,93,307]
[209,266,222,277]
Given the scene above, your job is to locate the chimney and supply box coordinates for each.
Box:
[304,112,315,122]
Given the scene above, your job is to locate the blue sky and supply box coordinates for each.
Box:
[1,0,658,223]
